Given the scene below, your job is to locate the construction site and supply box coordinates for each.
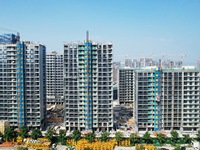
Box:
[45,105,65,132]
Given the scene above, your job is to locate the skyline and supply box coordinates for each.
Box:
[1,0,200,65]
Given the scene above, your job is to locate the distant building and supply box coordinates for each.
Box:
[46,51,63,105]
[118,69,135,107]
[113,83,118,100]
[140,58,151,67]
[125,58,133,67]
[0,35,46,129]
[113,61,121,82]
[63,32,113,131]
[162,60,183,68]
[197,58,200,68]
[123,57,183,68]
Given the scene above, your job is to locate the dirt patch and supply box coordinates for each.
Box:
[0,142,13,147]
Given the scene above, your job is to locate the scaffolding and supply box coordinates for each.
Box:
[154,65,162,131]
[16,42,25,127]
[0,33,18,44]
[83,31,93,130]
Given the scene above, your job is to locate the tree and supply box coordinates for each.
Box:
[4,128,15,142]
[196,130,200,142]
[115,131,123,146]
[129,133,139,146]
[170,130,179,144]
[66,145,75,150]
[0,131,3,137]
[183,134,191,144]
[84,148,93,150]
[17,147,28,150]
[135,144,145,150]
[17,126,28,139]
[174,145,181,150]
[58,130,66,145]
[71,129,81,144]
[31,128,42,140]
[99,131,110,142]
[45,128,54,142]
[85,133,95,143]
[156,133,166,144]
[142,131,152,144]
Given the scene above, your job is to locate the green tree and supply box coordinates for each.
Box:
[196,130,200,142]
[17,126,28,139]
[16,147,28,150]
[142,131,152,144]
[17,147,28,150]
[66,145,75,150]
[156,133,166,144]
[31,128,42,140]
[4,128,15,142]
[115,131,123,146]
[71,129,81,144]
[135,144,145,150]
[45,128,54,142]
[170,130,179,144]
[99,131,110,142]
[84,148,93,150]
[0,131,3,137]
[183,134,191,144]
[85,133,95,143]
[58,130,66,145]
[174,145,181,150]
[129,133,139,146]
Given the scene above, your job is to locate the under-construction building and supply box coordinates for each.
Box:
[46,51,63,105]
[124,57,183,68]
[0,34,46,128]
[118,66,200,132]
[64,32,113,131]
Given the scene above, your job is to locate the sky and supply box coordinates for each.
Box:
[0,0,200,65]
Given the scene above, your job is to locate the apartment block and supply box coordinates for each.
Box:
[118,66,200,132]
[0,35,46,129]
[64,33,113,131]
[46,51,63,105]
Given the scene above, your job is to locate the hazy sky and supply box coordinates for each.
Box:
[0,0,200,65]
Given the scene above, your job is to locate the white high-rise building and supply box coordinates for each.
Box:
[0,35,46,129]
[64,32,113,131]
[46,51,63,105]
[118,66,200,133]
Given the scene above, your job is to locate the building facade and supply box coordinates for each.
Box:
[64,34,113,131]
[118,67,200,132]
[46,51,63,105]
[0,37,46,129]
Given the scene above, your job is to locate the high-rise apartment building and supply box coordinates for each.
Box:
[46,51,63,105]
[118,66,200,132]
[0,34,46,129]
[113,61,121,82]
[64,32,113,131]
